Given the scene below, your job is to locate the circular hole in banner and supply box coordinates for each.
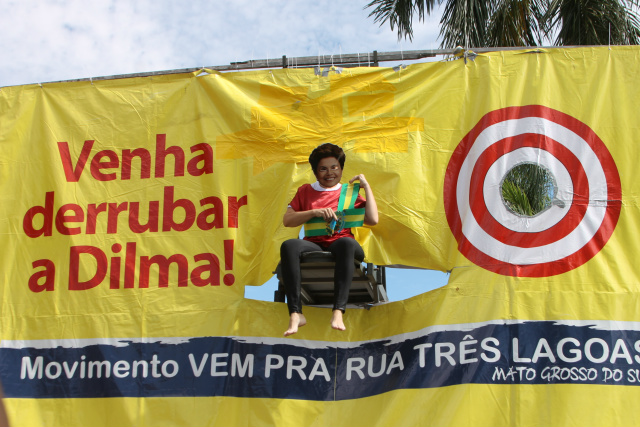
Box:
[501,162,557,217]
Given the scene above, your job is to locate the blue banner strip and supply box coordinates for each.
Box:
[3,321,640,400]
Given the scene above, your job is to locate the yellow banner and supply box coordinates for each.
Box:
[2,46,640,427]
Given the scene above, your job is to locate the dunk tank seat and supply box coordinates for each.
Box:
[273,251,388,306]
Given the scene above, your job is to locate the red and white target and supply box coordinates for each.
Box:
[444,105,621,277]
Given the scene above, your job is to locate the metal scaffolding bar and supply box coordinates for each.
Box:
[7,45,587,87]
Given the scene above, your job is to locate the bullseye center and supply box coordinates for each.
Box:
[500,162,557,217]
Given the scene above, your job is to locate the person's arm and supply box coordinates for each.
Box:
[283,185,338,228]
[349,174,378,226]
[283,206,338,228]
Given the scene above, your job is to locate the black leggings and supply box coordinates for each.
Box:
[280,238,365,314]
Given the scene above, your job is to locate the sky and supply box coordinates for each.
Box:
[0,0,451,301]
[1,0,445,87]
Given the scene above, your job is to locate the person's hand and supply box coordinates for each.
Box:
[349,174,369,190]
[314,207,338,222]
[350,173,378,226]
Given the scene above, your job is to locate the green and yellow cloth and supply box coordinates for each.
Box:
[304,183,365,237]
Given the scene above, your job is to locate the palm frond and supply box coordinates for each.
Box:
[501,163,554,216]
[365,0,441,40]
[439,0,497,48]
[366,0,640,48]
[545,0,640,45]
[486,0,548,46]
[502,180,534,216]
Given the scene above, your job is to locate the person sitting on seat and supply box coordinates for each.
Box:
[281,143,378,337]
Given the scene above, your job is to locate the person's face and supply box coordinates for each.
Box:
[315,157,342,188]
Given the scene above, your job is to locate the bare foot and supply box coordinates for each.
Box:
[331,310,346,331]
[284,313,307,337]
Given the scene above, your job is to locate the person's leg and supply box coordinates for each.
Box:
[280,239,323,336]
[327,237,364,330]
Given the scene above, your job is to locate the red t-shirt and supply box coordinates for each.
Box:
[289,182,366,247]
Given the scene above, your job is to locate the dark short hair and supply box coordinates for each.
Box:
[309,143,345,174]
